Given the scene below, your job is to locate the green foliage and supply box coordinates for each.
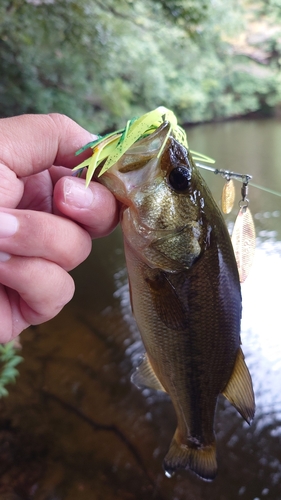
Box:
[155,0,209,29]
[0,342,22,398]
[0,0,281,131]
[257,0,281,18]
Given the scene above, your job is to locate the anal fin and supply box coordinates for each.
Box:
[131,353,166,392]
[222,347,255,424]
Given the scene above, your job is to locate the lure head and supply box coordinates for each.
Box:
[73,107,189,187]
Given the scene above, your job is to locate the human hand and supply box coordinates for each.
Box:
[0,113,119,342]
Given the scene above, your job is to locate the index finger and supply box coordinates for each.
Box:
[0,113,94,177]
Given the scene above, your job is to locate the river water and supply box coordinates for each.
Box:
[0,119,280,499]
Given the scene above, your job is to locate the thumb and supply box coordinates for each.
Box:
[53,176,119,238]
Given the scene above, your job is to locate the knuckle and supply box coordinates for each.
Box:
[47,113,75,135]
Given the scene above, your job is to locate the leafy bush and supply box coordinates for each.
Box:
[0,342,22,398]
[0,0,280,131]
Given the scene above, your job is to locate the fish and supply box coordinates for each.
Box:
[97,122,255,481]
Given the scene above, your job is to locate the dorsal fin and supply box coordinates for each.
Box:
[222,347,255,424]
[131,353,166,392]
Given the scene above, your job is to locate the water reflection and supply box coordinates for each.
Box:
[242,237,281,416]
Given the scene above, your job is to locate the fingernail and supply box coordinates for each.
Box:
[64,178,94,208]
[0,212,18,238]
[0,251,11,262]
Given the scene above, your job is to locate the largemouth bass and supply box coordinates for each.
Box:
[98,122,255,481]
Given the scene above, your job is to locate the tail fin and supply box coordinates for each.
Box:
[163,431,217,481]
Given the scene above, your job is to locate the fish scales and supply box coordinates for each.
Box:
[98,123,255,481]
[124,222,240,444]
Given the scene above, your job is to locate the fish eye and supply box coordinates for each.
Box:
[168,166,191,192]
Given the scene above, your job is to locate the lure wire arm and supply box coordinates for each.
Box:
[195,163,253,211]
[196,161,281,198]
[195,163,252,183]
[205,165,253,184]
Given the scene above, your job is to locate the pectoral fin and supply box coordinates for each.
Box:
[131,353,166,392]
[145,269,188,330]
[222,347,255,424]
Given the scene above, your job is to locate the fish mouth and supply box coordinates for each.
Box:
[98,123,171,203]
